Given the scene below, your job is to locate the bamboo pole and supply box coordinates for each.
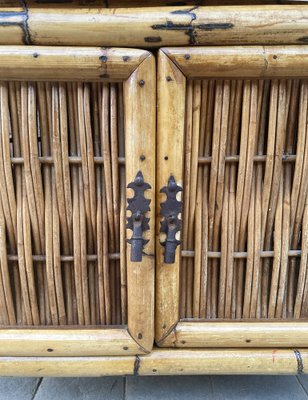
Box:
[0,5,308,47]
[161,322,308,348]
[163,47,308,78]
[0,348,307,377]
[0,47,148,81]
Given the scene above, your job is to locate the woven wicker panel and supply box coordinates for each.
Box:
[0,81,126,326]
[181,79,308,321]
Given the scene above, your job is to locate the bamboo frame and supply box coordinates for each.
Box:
[156,46,308,348]
[0,4,308,47]
[0,47,155,356]
[0,348,306,376]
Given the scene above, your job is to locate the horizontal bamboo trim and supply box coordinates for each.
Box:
[0,348,306,376]
[6,253,121,262]
[0,47,150,81]
[0,328,146,356]
[160,322,308,348]
[10,156,125,165]
[0,5,308,47]
[198,154,296,164]
[139,348,307,375]
[181,250,302,258]
[163,46,308,78]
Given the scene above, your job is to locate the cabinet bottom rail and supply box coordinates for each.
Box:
[0,348,306,377]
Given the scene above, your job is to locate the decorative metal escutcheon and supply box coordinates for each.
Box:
[160,176,182,264]
[126,171,151,262]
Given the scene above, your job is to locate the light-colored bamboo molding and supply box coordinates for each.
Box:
[160,322,308,348]
[163,46,308,78]
[0,355,135,377]
[0,328,146,356]
[0,348,306,376]
[0,5,308,47]
[156,49,186,344]
[6,254,121,262]
[198,154,296,164]
[139,348,307,375]
[0,47,149,81]
[124,54,156,352]
[181,249,302,258]
[10,156,125,165]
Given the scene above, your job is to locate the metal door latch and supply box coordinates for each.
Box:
[126,171,151,262]
[160,176,182,264]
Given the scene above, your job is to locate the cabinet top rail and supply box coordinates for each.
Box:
[0,46,150,81]
[0,4,308,47]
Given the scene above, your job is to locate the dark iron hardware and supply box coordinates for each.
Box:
[160,176,182,264]
[126,171,151,262]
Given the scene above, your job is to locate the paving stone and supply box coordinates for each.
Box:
[126,375,308,400]
[126,376,213,400]
[210,375,308,400]
[34,377,125,400]
[0,377,41,400]
[297,375,308,397]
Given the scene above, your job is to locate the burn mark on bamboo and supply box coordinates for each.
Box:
[122,56,130,62]
[150,5,233,44]
[294,349,304,374]
[134,355,141,376]
[20,0,31,45]
[0,3,32,45]
[298,36,308,43]
[198,23,234,31]
[34,0,73,3]
[168,2,190,5]
[144,36,162,43]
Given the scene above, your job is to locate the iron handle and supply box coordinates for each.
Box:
[130,211,144,262]
[126,171,151,262]
[160,176,182,264]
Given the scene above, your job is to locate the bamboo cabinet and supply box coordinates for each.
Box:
[1,2,308,377]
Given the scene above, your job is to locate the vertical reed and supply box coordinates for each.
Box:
[0,81,126,327]
[182,78,308,321]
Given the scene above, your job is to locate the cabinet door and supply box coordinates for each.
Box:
[157,46,308,348]
[0,47,155,356]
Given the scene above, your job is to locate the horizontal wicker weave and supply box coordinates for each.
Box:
[181,78,308,321]
[0,81,126,327]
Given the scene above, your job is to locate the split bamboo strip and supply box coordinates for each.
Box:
[124,53,156,352]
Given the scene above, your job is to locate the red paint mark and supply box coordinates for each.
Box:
[272,350,277,363]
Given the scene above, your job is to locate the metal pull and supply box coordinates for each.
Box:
[160,176,182,264]
[127,171,151,262]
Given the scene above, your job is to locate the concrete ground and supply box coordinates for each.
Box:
[0,375,308,399]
